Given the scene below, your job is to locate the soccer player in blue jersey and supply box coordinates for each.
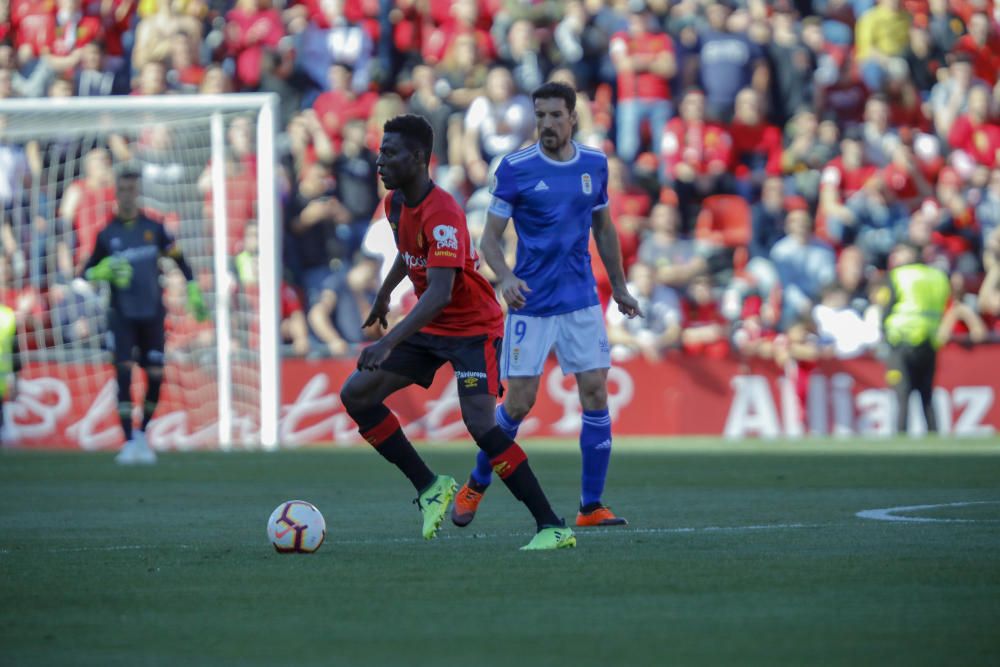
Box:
[452,81,643,528]
[81,168,207,464]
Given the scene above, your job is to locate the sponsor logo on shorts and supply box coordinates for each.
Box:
[457,370,486,389]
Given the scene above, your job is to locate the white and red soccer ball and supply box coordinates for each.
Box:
[267,500,326,553]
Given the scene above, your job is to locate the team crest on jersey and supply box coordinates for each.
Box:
[144,230,154,242]
[416,230,424,249]
[582,173,592,195]
[432,225,459,250]
[111,238,122,250]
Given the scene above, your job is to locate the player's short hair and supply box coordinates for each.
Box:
[532,81,576,113]
[383,114,434,167]
[895,240,924,260]
[116,164,142,182]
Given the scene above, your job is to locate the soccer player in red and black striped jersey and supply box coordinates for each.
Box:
[339,115,575,550]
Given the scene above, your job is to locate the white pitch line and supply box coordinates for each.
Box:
[320,522,823,545]
[0,523,818,554]
[0,544,199,555]
[856,500,1000,524]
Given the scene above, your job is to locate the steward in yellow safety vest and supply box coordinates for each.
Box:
[881,242,950,435]
[0,303,19,443]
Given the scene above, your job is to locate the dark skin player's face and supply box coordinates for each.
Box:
[376,132,420,191]
[117,177,140,217]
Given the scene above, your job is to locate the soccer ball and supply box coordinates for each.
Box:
[267,500,326,554]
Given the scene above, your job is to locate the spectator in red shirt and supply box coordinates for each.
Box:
[422,0,495,66]
[166,32,205,92]
[660,88,732,229]
[819,129,879,247]
[954,12,1000,86]
[609,9,676,162]
[728,87,782,200]
[312,63,379,150]
[880,142,935,213]
[224,0,285,90]
[681,274,730,358]
[11,0,55,58]
[41,0,103,73]
[947,84,1000,170]
[931,167,982,275]
[199,117,258,255]
[90,0,134,65]
[58,148,115,273]
[939,270,989,344]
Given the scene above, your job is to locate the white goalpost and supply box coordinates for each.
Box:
[0,94,281,450]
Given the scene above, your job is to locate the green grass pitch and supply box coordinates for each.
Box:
[2,437,999,667]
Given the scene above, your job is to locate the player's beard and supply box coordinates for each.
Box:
[540,131,565,150]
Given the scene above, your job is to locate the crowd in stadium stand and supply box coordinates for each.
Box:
[2,0,1000,367]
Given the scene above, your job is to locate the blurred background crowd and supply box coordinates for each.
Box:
[2,0,1000,367]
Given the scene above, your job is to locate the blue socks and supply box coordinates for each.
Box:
[471,404,522,488]
[580,409,612,508]
[469,404,613,507]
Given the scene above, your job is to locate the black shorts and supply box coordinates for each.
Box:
[109,314,166,367]
[381,331,503,397]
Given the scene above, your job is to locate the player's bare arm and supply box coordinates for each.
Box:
[480,211,531,310]
[364,254,408,330]
[356,267,457,371]
[592,206,643,319]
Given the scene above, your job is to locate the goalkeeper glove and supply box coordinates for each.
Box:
[85,256,133,289]
[187,281,209,322]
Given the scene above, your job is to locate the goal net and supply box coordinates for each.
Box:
[0,95,280,451]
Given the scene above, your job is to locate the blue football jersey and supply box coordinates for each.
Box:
[488,142,609,316]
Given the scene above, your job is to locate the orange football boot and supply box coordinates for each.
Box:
[576,504,628,527]
[451,481,486,527]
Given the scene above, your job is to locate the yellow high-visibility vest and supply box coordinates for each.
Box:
[884,264,950,347]
[0,305,15,398]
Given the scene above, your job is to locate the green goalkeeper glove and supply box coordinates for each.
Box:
[187,281,209,322]
[85,256,133,289]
